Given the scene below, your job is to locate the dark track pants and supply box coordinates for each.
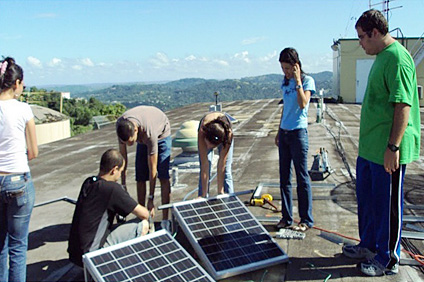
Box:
[356,156,405,269]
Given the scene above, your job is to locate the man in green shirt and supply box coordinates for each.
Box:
[342,9,421,277]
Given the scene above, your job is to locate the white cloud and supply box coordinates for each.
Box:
[150,52,170,68]
[302,53,333,73]
[23,51,333,85]
[72,65,83,71]
[215,60,229,66]
[233,51,250,63]
[185,55,196,61]
[27,56,43,68]
[48,58,62,67]
[259,51,278,62]
[80,58,94,67]
[241,36,266,45]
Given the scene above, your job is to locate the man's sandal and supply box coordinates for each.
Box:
[292,223,309,232]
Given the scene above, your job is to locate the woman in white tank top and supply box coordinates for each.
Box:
[0,57,38,282]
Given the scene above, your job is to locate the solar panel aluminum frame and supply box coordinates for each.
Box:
[172,194,288,280]
[82,229,215,282]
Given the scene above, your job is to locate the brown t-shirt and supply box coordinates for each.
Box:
[119,106,171,155]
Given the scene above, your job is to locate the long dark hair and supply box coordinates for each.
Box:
[202,116,232,146]
[279,48,305,86]
[0,57,23,91]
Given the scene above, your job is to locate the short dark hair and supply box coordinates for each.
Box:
[202,116,232,146]
[99,149,124,174]
[116,118,135,142]
[0,57,23,91]
[355,9,388,37]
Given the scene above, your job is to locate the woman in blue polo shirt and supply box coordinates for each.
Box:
[275,47,315,232]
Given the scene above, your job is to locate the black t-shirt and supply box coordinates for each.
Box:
[68,176,138,267]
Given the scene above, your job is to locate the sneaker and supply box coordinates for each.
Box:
[360,258,399,276]
[342,244,375,259]
[276,219,292,230]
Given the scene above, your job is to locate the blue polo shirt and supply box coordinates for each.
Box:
[280,75,315,130]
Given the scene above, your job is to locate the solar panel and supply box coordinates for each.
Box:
[172,194,288,280]
[83,229,215,282]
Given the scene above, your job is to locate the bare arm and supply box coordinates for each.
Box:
[217,143,230,194]
[25,118,38,160]
[198,130,210,197]
[384,103,410,174]
[147,153,158,196]
[297,89,311,109]
[146,153,158,216]
[118,141,128,186]
[293,63,311,109]
[131,204,149,220]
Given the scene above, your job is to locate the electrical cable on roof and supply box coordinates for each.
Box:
[321,105,424,272]
[306,263,332,282]
[322,108,355,183]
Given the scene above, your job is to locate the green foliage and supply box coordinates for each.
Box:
[28,86,126,136]
[34,72,333,135]
[73,72,333,112]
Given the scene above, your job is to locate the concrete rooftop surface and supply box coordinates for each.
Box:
[26,99,424,282]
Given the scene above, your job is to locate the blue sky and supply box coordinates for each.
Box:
[1,0,423,86]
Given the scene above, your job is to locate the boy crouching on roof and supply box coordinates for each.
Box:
[68,149,150,267]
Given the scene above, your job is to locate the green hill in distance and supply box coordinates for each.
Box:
[47,72,333,111]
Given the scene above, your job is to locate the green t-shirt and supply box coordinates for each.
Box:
[359,41,421,165]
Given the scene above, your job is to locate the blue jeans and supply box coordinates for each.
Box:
[0,172,35,282]
[104,220,145,248]
[198,139,234,196]
[278,128,313,227]
[135,136,172,181]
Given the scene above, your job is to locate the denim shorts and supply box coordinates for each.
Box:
[135,136,171,181]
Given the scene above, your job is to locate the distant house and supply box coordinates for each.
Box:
[331,36,424,106]
[31,105,71,145]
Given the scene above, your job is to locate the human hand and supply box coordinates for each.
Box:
[147,199,155,217]
[140,219,149,236]
[384,148,399,174]
[275,133,279,146]
[293,63,301,83]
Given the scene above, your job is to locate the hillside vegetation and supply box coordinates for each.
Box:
[73,72,333,111]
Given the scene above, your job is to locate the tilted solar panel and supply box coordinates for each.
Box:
[173,194,288,280]
[83,229,215,282]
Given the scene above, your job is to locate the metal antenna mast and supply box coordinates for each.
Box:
[368,0,402,25]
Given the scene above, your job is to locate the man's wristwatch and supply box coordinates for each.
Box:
[148,195,154,200]
[387,143,399,152]
[295,84,302,89]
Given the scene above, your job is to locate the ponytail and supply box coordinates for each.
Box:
[0,57,24,91]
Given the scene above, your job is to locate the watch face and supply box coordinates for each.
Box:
[388,144,399,152]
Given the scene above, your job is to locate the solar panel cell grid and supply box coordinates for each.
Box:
[173,195,288,280]
[83,230,214,282]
